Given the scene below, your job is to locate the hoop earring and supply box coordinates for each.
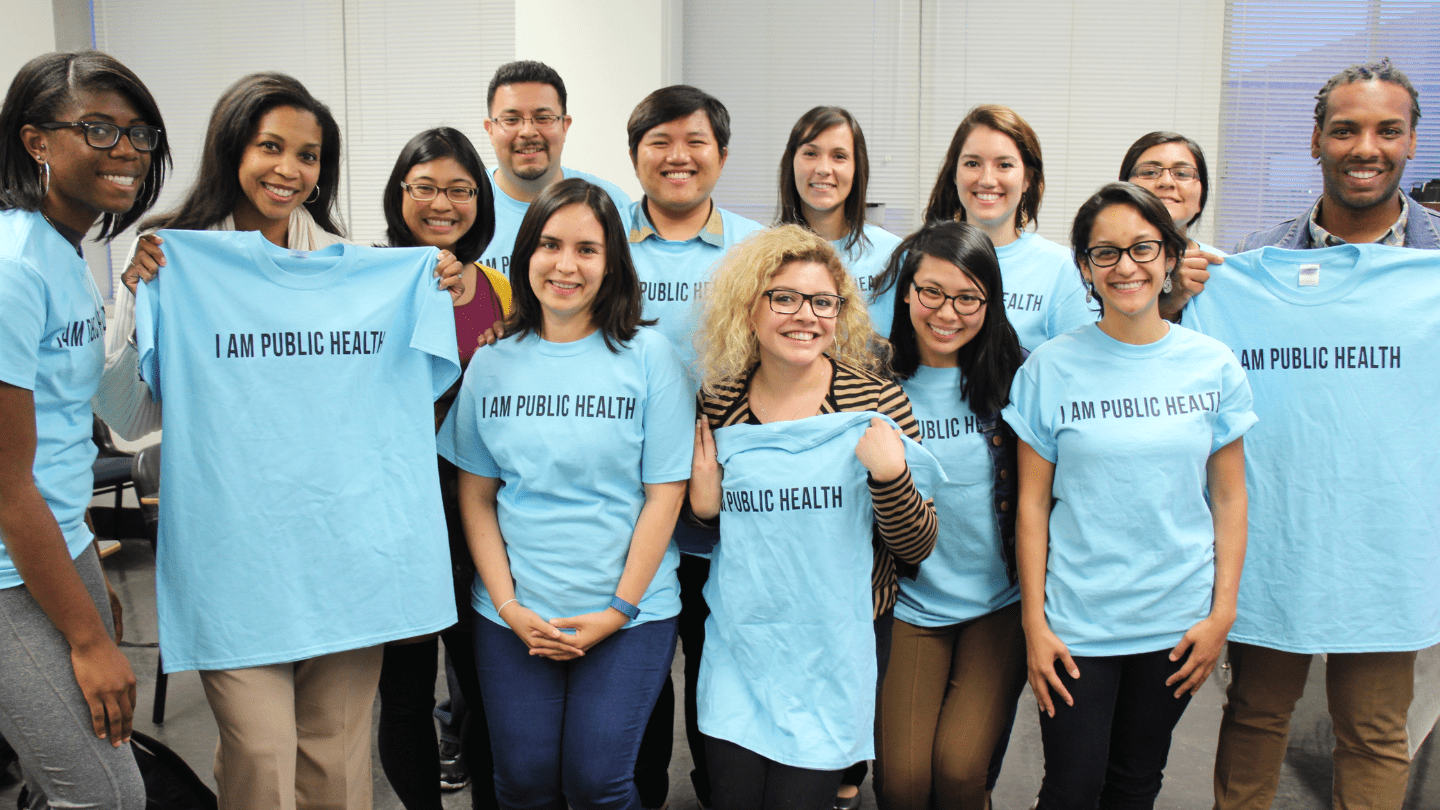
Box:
[38,160,50,197]
[306,185,320,204]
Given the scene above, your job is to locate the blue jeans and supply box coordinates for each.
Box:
[475,614,678,810]
[1035,648,1194,810]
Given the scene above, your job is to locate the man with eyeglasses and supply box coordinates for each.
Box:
[1195,58,1440,810]
[478,60,631,275]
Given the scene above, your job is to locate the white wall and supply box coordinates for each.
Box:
[1,1,55,86]
[514,0,682,201]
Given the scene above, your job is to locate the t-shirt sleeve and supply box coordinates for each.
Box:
[436,366,500,478]
[899,433,948,500]
[1211,351,1258,453]
[0,258,45,391]
[640,333,695,484]
[134,279,162,401]
[404,248,461,399]
[1047,259,1098,338]
[1001,360,1056,461]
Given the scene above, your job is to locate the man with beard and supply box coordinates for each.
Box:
[478,60,631,275]
[1214,58,1440,810]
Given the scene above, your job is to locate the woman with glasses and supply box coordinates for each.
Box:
[1119,131,1224,319]
[0,50,169,808]
[907,105,1094,351]
[440,178,693,810]
[869,221,1028,810]
[94,72,462,810]
[377,126,505,810]
[688,225,940,810]
[1005,182,1254,809]
[776,106,902,339]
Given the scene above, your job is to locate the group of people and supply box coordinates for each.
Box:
[0,43,1434,810]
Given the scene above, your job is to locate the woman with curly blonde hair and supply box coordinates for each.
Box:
[687,225,943,810]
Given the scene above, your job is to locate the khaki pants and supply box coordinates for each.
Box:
[200,645,385,810]
[876,603,1027,810]
[1214,642,1416,810]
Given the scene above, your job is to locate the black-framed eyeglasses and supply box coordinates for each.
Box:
[490,114,564,131]
[39,121,162,152]
[911,282,987,315]
[400,182,480,203]
[1082,240,1164,267]
[763,289,845,319]
[1130,164,1199,182]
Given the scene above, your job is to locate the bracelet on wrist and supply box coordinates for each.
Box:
[608,595,640,621]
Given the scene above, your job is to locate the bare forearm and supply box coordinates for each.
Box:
[1207,439,1248,620]
[456,471,516,610]
[615,481,685,607]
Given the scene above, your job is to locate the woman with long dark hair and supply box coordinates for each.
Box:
[904,105,1093,351]
[870,221,1028,810]
[440,178,693,810]
[0,49,169,808]
[377,126,503,810]
[776,106,902,339]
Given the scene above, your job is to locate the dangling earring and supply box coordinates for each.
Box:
[1084,281,1093,304]
[38,160,50,197]
[1162,272,1174,294]
[306,184,320,204]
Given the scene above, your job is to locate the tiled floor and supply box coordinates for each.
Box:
[3,536,1435,809]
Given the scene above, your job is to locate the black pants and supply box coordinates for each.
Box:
[706,735,843,810]
[377,628,496,810]
[1035,648,1194,810]
[635,553,712,808]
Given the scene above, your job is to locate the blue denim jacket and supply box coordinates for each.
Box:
[1234,196,1440,252]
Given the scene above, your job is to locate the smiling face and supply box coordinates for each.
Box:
[1312,79,1417,215]
[529,202,607,333]
[231,105,322,243]
[400,157,479,252]
[793,123,855,221]
[1081,203,1173,321]
[955,124,1029,240]
[25,89,152,233]
[633,109,727,220]
[485,81,570,185]
[905,254,987,368]
[1128,141,1203,232]
[750,260,839,372]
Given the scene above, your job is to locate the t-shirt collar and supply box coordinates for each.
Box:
[629,198,725,248]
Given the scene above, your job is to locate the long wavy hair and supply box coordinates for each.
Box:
[873,221,1023,415]
[775,106,871,252]
[142,72,344,236]
[504,178,650,352]
[695,224,882,395]
[922,104,1044,233]
[0,50,170,239]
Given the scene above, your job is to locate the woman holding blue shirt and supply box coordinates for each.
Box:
[1005,182,1254,809]
[0,50,168,808]
[776,106,903,339]
[440,177,692,810]
[871,221,1027,810]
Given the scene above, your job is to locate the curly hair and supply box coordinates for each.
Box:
[695,224,882,395]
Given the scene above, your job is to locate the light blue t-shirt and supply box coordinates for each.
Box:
[627,200,764,376]
[995,232,1096,351]
[896,365,1017,626]
[478,167,632,276]
[1187,243,1440,653]
[1002,323,1256,657]
[835,222,903,338]
[0,210,105,588]
[700,411,945,770]
[136,230,460,672]
[437,327,693,628]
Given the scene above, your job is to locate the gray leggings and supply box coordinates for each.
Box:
[0,544,145,809]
